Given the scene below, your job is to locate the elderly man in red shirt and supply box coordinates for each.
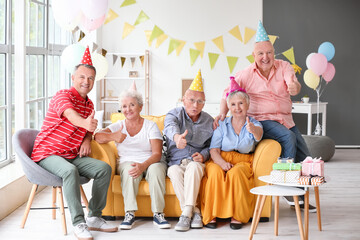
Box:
[31,47,117,240]
[214,21,315,212]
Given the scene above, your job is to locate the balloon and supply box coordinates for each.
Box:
[318,42,335,61]
[303,69,320,90]
[92,53,108,81]
[52,0,81,31]
[61,44,86,72]
[80,0,109,19]
[80,14,106,32]
[322,63,336,83]
[309,53,328,76]
[305,53,315,69]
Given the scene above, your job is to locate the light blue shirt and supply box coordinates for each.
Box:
[210,116,263,153]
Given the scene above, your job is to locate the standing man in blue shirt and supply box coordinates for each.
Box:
[163,70,213,232]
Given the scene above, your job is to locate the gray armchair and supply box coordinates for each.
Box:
[12,128,90,235]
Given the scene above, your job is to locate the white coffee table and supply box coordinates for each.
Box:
[249,185,306,240]
[259,175,324,240]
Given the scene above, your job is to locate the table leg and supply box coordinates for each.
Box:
[304,190,309,240]
[274,196,279,236]
[249,195,264,240]
[254,195,267,234]
[294,196,305,240]
[314,186,322,231]
[307,111,312,135]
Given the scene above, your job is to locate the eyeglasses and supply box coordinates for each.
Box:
[186,98,206,105]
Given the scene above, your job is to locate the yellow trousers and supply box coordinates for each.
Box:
[201,151,255,225]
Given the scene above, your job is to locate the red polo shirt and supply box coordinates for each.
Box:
[31,87,94,162]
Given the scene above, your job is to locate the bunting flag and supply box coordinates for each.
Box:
[227,56,238,73]
[168,38,181,55]
[212,36,224,52]
[72,26,79,35]
[194,42,205,58]
[100,48,107,57]
[155,34,168,48]
[176,40,186,56]
[104,9,119,25]
[121,57,126,67]
[229,26,243,42]
[244,27,256,44]
[113,55,118,65]
[130,57,136,68]
[149,25,164,42]
[268,35,278,45]
[92,42,98,52]
[208,52,220,69]
[246,54,254,63]
[282,47,295,64]
[120,0,136,8]
[144,30,153,46]
[189,48,201,66]
[292,64,302,75]
[78,31,85,42]
[134,10,149,26]
[122,22,135,39]
[139,55,144,66]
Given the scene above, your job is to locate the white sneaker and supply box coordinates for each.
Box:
[74,223,93,240]
[86,216,118,232]
[191,212,203,229]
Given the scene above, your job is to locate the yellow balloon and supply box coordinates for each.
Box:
[303,69,320,90]
[92,53,109,81]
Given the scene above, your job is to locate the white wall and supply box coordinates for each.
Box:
[99,0,262,115]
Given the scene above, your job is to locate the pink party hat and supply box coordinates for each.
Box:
[80,46,93,66]
[226,76,246,97]
[129,80,137,91]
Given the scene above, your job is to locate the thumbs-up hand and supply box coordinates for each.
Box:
[174,129,188,149]
[246,117,256,134]
[84,110,98,132]
[114,124,127,143]
[287,76,300,95]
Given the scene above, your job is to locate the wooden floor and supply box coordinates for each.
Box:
[0,149,359,240]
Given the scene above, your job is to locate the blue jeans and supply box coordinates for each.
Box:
[260,120,310,163]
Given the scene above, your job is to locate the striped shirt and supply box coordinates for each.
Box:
[31,87,94,162]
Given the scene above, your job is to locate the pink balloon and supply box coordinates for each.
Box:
[322,63,336,83]
[80,0,109,19]
[80,14,106,32]
[309,53,328,75]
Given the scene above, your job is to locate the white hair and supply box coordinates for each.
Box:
[226,91,250,106]
[118,90,143,110]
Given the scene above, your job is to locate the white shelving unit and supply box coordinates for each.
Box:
[99,50,150,126]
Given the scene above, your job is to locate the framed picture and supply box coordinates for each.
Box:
[129,71,138,78]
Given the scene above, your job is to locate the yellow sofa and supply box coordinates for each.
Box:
[89,113,281,220]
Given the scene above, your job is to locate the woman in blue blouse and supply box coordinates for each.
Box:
[201,77,263,230]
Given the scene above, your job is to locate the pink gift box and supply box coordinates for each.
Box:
[301,157,324,177]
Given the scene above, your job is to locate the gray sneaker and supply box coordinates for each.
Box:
[175,215,191,232]
[190,212,203,229]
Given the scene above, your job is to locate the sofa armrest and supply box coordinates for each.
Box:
[89,140,117,175]
[252,139,281,187]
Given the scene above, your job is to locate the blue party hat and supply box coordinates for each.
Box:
[255,20,270,42]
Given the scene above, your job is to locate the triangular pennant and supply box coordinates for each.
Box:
[212,36,224,52]
[282,47,295,64]
[92,42,98,52]
[149,25,164,42]
[246,54,254,63]
[194,42,205,58]
[121,57,126,67]
[227,56,238,73]
[113,55,118,65]
[144,30,153,46]
[122,22,135,39]
[229,26,243,42]
[72,26,79,35]
[134,10,149,26]
[268,35,278,45]
[168,38,181,55]
[244,27,256,44]
[101,48,107,57]
[78,31,85,42]
[189,48,201,66]
[104,9,119,25]
[130,57,136,68]
[120,0,136,8]
[176,40,186,56]
[208,52,220,70]
[155,34,168,48]
[139,55,144,66]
